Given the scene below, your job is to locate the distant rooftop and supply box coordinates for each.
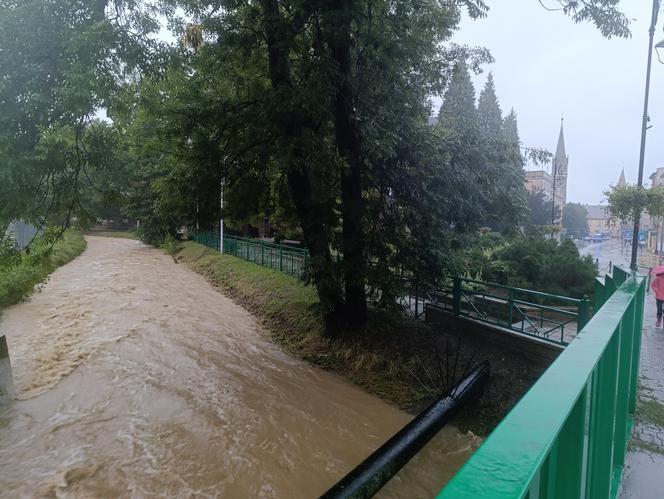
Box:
[583,204,610,220]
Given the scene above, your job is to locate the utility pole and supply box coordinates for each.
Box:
[551,160,557,226]
[220,177,225,254]
[631,0,660,271]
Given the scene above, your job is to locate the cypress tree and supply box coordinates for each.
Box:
[437,62,478,137]
[503,108,524,168]
[477,73,502,140]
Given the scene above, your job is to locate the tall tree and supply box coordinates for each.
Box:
[562,202,589,239]
[437,63,478,136]
[0,0,159,231]
[527,189,559,227]
[477,73,503,140]
[502,108,524,168]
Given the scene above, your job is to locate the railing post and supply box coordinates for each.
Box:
[578,296,590,331]
[279,249,283,272]
[261,240,265,266]
[452,276,461,316]
[508,288,514,325]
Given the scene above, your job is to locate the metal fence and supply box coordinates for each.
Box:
[192,232,309,280]
[438,266,645,498]
[427,277,590,346]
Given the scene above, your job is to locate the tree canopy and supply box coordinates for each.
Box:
[562,202,589,239]
[0,0,630,335]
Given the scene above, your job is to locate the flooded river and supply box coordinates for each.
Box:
[0,236,478,498]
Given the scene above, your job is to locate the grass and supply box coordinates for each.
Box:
[0,230,87,311]
[629,396,664,456]
[176,242,548,434]
[638,397,664,427]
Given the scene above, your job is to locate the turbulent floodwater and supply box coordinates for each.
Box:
[0,236,479,498]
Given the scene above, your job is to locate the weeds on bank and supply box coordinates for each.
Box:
[0,230,86,311]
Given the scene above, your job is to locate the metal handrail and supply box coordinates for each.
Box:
[438,271,645,498]
[460,277,584,305]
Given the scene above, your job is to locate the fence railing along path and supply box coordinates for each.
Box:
[192,232,309,279]
[427,277,590,346]
[438,266,645,498]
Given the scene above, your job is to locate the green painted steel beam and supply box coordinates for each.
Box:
[437,275,645,499]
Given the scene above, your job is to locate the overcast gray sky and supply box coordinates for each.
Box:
[452,0,664,205]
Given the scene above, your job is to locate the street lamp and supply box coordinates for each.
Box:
[657,38,664,63]
[630,0,662,271]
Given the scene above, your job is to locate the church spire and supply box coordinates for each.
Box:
[555,117,566,160]
[618,168,626,186]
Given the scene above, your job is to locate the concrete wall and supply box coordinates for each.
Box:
[425,308,563,368]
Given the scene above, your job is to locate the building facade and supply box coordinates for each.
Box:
[523,119,568,224]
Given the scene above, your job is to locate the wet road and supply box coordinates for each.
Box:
[0,236,478,498]
[577,238,664,498]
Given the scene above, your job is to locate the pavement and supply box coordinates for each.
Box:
[576,239,664,498]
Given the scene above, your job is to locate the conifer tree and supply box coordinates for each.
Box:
[438,63,478,137]
[477,73,502,140]
[502,108,524,168]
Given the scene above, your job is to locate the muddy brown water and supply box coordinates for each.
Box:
[0,236,479,498]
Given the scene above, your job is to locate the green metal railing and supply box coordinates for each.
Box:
[428,277,590,346]
[192,232,309,279]
[438,266,645,498]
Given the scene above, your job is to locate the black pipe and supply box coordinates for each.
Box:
[320,361,490,499]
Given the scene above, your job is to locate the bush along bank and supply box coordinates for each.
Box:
[175,241,549,435]
[0,229,87,311]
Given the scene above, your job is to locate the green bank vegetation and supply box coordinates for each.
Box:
[0,230,87,311]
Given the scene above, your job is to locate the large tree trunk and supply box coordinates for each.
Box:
[325,0,367,330]
[260,0,345,335]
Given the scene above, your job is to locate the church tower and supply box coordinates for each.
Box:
[552,118,569,222]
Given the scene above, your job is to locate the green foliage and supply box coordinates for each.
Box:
[478,73,503,140]
[160,235,180,255]
[605,184,664,222]
[554,0,631,39]
[527,189,559,227]
[0,233,21,271]
[562,202,589,239]
[0,230,86,310]
[0,0,160,229]
[458,232,595,299]
[1,0,631,336]
[438,68,527,233]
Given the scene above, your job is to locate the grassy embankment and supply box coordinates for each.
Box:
[0,230,87,311]
[176,241,547,434]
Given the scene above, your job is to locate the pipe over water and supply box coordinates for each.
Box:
[320,361,490,499]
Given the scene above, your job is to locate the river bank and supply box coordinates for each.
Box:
[0,230,86,311]
[175,241,549,435]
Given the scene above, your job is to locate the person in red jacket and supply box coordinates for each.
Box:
[651,271,664,327]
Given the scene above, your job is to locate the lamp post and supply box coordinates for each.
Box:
[630,0,662,271]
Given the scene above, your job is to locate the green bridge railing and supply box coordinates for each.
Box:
[192,232,309,279]
[427,277,590,346]
[438,266,645,498]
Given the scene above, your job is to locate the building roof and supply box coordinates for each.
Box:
[584,204,610,220]
[618,168,626,186]
[555,118,566,160]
